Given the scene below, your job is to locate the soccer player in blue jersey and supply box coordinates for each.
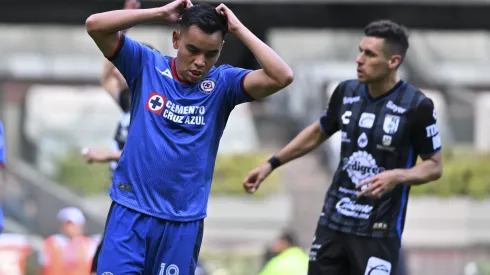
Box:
[85,0,294,273]
[0,120,6,234]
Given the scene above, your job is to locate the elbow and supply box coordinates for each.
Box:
[431,166,443,181]
[85,14,101,35]
[278,69,294,88]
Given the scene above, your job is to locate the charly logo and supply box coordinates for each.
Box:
[342,151,385,188]
[364,256,392,275]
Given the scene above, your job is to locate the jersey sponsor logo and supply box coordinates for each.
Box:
[335,197,373,220]
[198,79,216,94]
[343,96,360,104]
[386,100,406,114]
[342,110,352,125]
[163,100,206,126]
[426,123,441,150]
[359,113,376,129]
[145,92,207,126]
[341,131,351,143]
[382,114,400,134]
[357,132,368,148]
[382,135,392,146]
[155,67,173,79]
[364,256,392,275]
[342,151,385,187]
[145,92,167,115]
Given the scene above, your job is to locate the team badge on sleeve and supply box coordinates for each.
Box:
[198,79,216,94]
[145,92,166,115]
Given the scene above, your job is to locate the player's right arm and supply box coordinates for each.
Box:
[242,84,343,193]
[86,0,191,83]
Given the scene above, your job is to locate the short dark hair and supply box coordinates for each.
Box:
[180,4,228,37]
[279,231,297,246]
[364,20,409,62]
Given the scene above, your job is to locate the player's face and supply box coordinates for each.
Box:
[173,25,223,83]
[356,36,399,83]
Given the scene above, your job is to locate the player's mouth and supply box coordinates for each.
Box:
[188,70,203,79]
[357,68,364,77]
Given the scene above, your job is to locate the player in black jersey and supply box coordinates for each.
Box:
[244,20,443,275]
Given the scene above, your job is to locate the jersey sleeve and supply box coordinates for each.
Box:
[410,97,442,157]
[106,33,153,87]
[0,121,5,167]
[223,66,254,106]
[318,84,343,138]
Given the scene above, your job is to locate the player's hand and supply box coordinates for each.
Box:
[242,162,272,194]
[82,148,111,164]
[124,0,141,10]
[216,3,244,33]
[162,0,193,25]
[356,170,402,198]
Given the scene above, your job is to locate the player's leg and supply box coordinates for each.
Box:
[308,225,350,275]
[145,219,204,275]
[345,234,400,275]
[97,202,148,275]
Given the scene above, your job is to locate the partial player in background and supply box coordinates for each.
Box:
[38,207,94,275]
[85,0,294,273]
[0,120,5,234]
[244,20,442,275]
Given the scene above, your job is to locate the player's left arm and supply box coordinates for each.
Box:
[217,4,294,101]
[396,97,443,185]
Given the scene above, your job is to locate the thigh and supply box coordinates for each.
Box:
[308,225,350,275]
[346,235,400,275]
[145,219,204,275]
[97,202,147,275]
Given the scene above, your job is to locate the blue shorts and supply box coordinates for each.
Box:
[97,202,204,275]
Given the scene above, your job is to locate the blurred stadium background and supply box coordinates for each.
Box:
[2,0,490,274]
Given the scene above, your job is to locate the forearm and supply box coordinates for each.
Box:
[275,122,326,166]
[234,27,293,86]
[86,7,168,35]
[395,159,442,186]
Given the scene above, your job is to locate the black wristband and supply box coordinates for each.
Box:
[267,156,281,170]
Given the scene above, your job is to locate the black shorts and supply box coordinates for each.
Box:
[308,225,400,275]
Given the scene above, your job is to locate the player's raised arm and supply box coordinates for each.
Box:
[86,0,190,57]
[216,4,294,100]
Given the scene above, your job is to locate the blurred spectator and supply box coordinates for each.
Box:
[38,207,95,275]
[0,233,31,275]
[258,231,308,275]
[0,120,6,234]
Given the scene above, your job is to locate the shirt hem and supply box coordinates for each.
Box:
[110,195,207,222]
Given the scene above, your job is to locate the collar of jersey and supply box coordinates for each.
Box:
[362,80,406,103]
[171,58,191,85]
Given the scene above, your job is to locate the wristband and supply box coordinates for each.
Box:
[267,156,281,170]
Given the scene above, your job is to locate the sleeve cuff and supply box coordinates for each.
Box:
[105,32,125,61]
[419,147,442,158]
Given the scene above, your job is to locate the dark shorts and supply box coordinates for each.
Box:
[96,201,204,275]
[308,225,400,275]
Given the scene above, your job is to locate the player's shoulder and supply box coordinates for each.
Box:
[333,79,363,97]
[404,83,434,108]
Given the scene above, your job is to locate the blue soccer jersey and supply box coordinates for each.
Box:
[108,34,253,221]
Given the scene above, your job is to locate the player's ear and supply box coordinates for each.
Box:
[172,30,180,50]
[389,55,402,70]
